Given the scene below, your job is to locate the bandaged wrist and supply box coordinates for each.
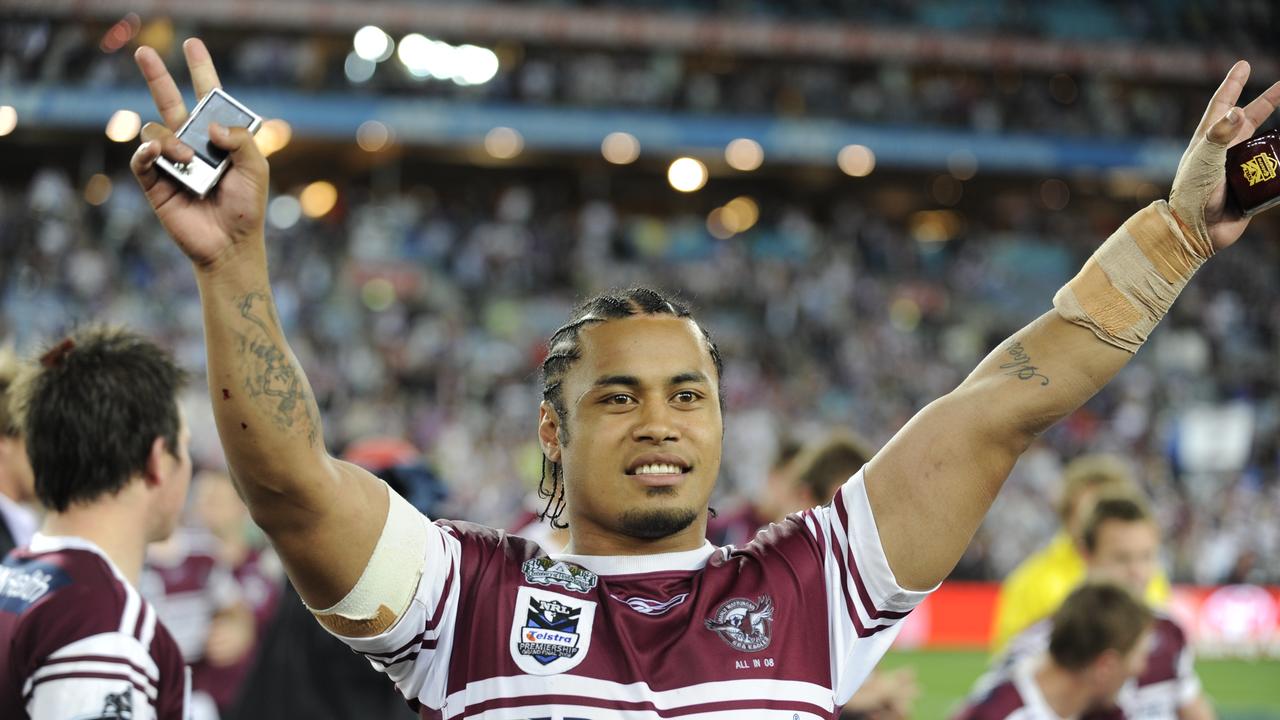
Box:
[309,485,427,638]
[1053,200,1214,353]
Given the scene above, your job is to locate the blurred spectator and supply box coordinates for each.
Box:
[189,470,284,717]
[0,345,37,556]
[142,528,257,720]
[955,582,1154,720]
[990,455,1172,653]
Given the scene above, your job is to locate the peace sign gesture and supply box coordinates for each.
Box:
[130,38,269,271]
[1170,60,1280,253]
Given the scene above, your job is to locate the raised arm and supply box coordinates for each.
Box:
[129,40,389,610]
[866,61,1280,591]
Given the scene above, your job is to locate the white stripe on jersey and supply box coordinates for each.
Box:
[804,470,934,703]
[335,520,462,709]
[42,631,161,683]
[119,579,142,636]
[441,674,836,719]
[447,706,834,720]
[138,602,158,649]
[26,659,159,701]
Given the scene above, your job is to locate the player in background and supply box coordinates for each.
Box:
[0,327,193,719]
[955,583,1153,720]
[188,469,284,716]
[975,496,1214,719]
[142,514,255,720]
[131,38,1279,718]
[991,455,1171,652]
[0,346,38,556]
[705,436,803,547]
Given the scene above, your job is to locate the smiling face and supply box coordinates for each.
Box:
[539,315,723,553]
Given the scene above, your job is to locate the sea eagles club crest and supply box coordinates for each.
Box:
[705,595,774,652]
[522,557,598,593]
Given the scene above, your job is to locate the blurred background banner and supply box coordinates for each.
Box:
[895,583,1280,658]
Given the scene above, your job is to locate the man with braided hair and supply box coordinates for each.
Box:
[130,38,1279,719]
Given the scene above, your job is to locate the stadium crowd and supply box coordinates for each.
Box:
[2,160,1278,590]
[0,18,1239,141]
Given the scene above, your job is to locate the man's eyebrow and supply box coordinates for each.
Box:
[670,371,710,385]
[593,374,642,388]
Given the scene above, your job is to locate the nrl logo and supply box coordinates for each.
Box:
[522,557,598,593]
[705,595,774,652]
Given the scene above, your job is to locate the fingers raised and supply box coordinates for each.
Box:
[1240,79,1280,135]
[1193,61,1250,144]
[183,38,223,100]
[135,46,189,130]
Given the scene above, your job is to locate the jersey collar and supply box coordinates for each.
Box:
[552,540,717,577]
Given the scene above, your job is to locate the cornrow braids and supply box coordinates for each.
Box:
[537,287,724,527]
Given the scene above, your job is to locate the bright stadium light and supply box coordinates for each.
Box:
[344,52,376,83]
[300,181,338,218]
[725,196,759,231]
[0,106,16,137]
[356,120,392,152]
[484,127,523,160]
[105,110,141,142]
[254,119,292,157]
[668,157,708,193]
[398,33,432,78]
[725,138,763,171]
[601,132,640,165]
[354,25,393,63]
[453,44,500,86]
[84,173,113,206]
[837,144,875,177]
[268,194,302,229]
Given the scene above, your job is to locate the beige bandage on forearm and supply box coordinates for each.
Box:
[1053,200,1214,353]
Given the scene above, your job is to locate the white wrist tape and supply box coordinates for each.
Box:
[309,485,427,637]
[1053,200,1213,353]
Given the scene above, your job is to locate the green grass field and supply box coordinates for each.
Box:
[878,650,1280,719]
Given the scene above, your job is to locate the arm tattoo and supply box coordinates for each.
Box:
[235,290,321,446]
[1000,341,1051,386]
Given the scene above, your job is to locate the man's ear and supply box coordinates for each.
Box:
[538,402,562,463]
[143,436,169,489]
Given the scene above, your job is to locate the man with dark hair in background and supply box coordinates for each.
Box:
[975,496,1213,719]
[956,582,1154,720]
[991,455,1171,652]
[705,436,803,547]
[131,38,1277,718]
[0,327,194,719]
[0,346,37,557]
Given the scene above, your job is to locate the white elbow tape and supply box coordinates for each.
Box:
[1053,200,1213,353]
[309,486,428,637]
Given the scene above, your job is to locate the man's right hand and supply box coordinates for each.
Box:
[130,39,269,271]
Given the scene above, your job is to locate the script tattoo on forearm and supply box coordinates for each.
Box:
[1000,341,1051,386]
[234,290,320,446]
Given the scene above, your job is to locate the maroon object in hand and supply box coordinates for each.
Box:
[1226,129,1280,217]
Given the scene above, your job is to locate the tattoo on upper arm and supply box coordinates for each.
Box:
[235,290,321,446]
[1000,341,1051,386]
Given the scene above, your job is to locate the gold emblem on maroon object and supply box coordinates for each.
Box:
[1241,152,1279,187]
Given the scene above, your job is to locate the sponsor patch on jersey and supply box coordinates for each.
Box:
[705,595,774,652]
[609,592,689,616]
[510,586,596,675]
[521,556,598,593]
[0,560,72,614]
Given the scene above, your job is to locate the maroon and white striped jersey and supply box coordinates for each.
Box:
[0,533,190,719]
[971,614,1201,720]
[332,469,932,719]
[954,659,1069,720]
